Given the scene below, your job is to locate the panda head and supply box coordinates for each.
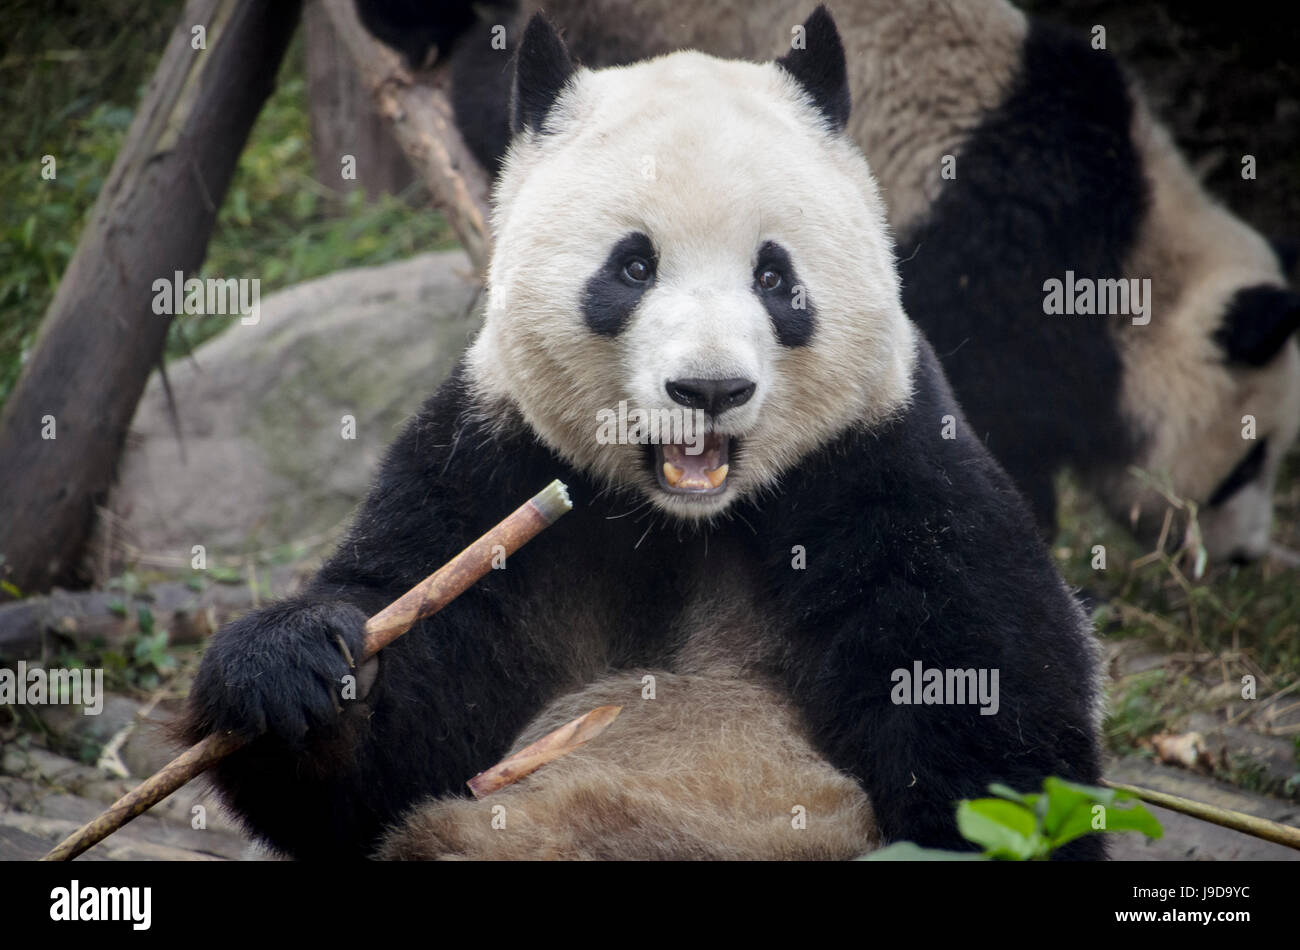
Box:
[1161,278,1300,564]
[468,7,915,520]
[1110,108,1300,563]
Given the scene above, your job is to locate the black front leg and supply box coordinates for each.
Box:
[764,340,1106,858]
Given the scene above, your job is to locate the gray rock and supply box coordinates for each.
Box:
[104,251,481,565]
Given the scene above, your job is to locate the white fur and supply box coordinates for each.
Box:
[467,50,917,520]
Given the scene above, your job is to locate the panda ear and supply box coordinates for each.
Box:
[776,5,851,132]
[512,14,575,136]
[1214,285,1300,367]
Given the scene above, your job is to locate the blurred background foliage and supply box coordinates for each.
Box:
[0,0,453,406]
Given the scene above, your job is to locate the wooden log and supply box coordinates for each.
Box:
[304,1,414,202]
[0,565,304,662]
[0,0,303,597]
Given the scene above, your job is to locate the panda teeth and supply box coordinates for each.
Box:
[706,464,729,488]
[663,462,685,487]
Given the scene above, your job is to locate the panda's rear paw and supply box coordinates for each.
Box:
[185,599,370,746]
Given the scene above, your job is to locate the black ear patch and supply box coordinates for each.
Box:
[755,241,817,347]
[1207,438,1269,508]
[1271,238,1299,278]
[512,14,575,135]
[583,232,658,336]
[1214,285,1300,367]
[776,5,850,132]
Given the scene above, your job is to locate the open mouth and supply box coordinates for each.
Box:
[652,433,733,495]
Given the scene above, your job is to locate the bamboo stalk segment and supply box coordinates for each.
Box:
[468,705,623,798]
[1104,779,1300,851]
[41,480,572,861]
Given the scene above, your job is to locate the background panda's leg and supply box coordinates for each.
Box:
[449,20,515,173]
[352,0,491,69]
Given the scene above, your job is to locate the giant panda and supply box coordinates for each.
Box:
[367,0,1300,563]
[182,8,1105,860]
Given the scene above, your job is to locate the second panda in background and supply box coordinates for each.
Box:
[370,0,1300,564]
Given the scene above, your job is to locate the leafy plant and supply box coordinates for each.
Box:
[127,604,177,690]
[864,777,1162,860]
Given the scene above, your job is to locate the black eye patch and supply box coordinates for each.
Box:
[754,241,816,347]
[1207,438,1269,508]
[582,232,657,336]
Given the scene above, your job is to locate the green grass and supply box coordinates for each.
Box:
[1054,454,1300,756]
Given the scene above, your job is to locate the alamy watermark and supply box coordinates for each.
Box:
[595,400,707,453]
[891,661,999,716]
[151,271,261,325]
[1042,271,1151,326]
[1,661,104,715]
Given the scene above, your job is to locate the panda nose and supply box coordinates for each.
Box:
[665,377,756,415]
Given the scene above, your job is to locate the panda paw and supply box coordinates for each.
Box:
[185,599,371,745]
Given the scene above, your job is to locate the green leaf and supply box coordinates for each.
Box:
[957,798,1048,859]
[987,782,1034,805]
[1053,798,1163,848]
[1040,777,1106,838]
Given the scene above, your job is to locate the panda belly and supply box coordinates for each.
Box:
[376,672,877,860]
[376,557,879,860]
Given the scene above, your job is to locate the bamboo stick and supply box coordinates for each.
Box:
[468,705,622,798]
[1104,779,1300,851]
[41,480,573,861]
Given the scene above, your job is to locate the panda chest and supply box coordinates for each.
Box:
[668,547,787,676]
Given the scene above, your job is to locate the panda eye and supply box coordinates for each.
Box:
[622,258,653,283]
[757,268,783,291]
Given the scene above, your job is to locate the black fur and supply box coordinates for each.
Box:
[1272,238,1299,279]
[1213,284,1300,367]
[450,19,517,173]
[582,232,657,336]
[353,0,491,69]
[895,22,1147,534]
[181,339,1104,860]
[775,6,850,133]
[1207,438,1269,509]
[512,14,575,135]
[755,240,816,347]
[353,1,517,171]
